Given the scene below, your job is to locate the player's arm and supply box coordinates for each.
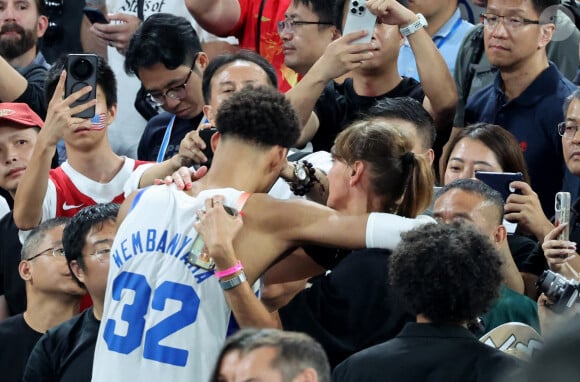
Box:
[184,0,241,36]
[14,73,95,229]
[195,196,281,328]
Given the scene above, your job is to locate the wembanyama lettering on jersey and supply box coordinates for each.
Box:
[48,159,149,217]
[93,186,247,382]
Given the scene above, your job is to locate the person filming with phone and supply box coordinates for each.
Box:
[540,89,580,280]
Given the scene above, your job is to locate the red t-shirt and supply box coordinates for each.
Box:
[232,0,301,92]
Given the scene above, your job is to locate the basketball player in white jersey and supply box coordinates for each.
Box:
[93,85,429,381]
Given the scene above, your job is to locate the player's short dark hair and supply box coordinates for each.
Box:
[202,50,278,104]
[389,223,503,324]
[124,13,203,77]
[63,203,119,287]
[215,86,300,148]
[45,54,117,109]
[293,0,335,25]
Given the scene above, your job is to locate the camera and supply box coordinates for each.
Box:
[65,54,98,118]
[537,270,580,313]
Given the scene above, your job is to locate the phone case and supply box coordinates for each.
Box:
[555,192,571,241]
[83,7,109,24]
[342,0,377,44]
[474,171,523,201]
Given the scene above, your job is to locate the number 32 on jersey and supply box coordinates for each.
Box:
[102,271,200,366]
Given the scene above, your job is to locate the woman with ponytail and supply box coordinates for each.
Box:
[273,118,436,368]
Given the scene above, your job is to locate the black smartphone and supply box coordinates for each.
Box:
[474,171,524,201]
[83,7,109,24]
[65,54,98,119]
[198,128,217,167]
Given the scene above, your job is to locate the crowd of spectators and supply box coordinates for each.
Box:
[1,0,580,381]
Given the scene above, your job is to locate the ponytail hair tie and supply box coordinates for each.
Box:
[402,152,415,166]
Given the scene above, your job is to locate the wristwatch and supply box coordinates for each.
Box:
[400,13,428,37]
[219,271,247,291]
[293,161,310,185]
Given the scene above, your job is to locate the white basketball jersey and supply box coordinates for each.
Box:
[93,186,246,382]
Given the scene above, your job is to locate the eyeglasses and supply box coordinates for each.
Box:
[558,122,580,139]
[87,248,111,263]
[146,60,196,107]
[277,19,334,34]
[480,13,541,29]
[27,247,65,261]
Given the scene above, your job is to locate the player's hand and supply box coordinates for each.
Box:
[42,71,96,147]
[542,223,577,271]
[195,195,243,269]
[90,13,142,55]
[504,181,553,240]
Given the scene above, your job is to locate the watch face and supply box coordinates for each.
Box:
[296,166,308,181]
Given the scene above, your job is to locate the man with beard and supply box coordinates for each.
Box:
[0,0,50,118]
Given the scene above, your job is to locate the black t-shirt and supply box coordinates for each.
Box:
[508,234,546,276]
[279,248,413,368]
[138,111,204,161]
[312,77,425,152]
[0,212,26,316]
[23,308,99,382]
[15,62,48,119]
[0,314,43,382]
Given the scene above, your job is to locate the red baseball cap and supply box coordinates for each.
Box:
[0,103,44,129]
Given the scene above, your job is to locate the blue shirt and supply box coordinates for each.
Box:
[465,63,577,217]
[398,8,474,81]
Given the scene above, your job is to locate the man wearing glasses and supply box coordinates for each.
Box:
[463,0,577,218]
[125,13,210,164]
[0,217,84,382]
[278,0,338,77]
[22,204,118,382]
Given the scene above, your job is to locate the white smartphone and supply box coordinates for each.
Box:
[342,0,377,44]
[555,192,571,241]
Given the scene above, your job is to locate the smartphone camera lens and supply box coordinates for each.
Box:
[71,58,94,81]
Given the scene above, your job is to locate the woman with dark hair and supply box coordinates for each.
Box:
[442,122,530,185]
[441,123,548,291]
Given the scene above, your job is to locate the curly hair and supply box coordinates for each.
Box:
[124,13,202,77]
[215,86,300,148]
[389,223,502,324]
[332,119,434,217]
[63,203,119,287]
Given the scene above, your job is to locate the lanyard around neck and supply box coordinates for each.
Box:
[156,114,176,163]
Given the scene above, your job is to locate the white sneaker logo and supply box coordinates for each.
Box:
[62,202,84,211]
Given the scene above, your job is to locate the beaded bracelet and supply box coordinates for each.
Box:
[214,260,244,279]
[289,160,319,196]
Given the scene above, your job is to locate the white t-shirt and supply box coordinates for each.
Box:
[105,0,238,158]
